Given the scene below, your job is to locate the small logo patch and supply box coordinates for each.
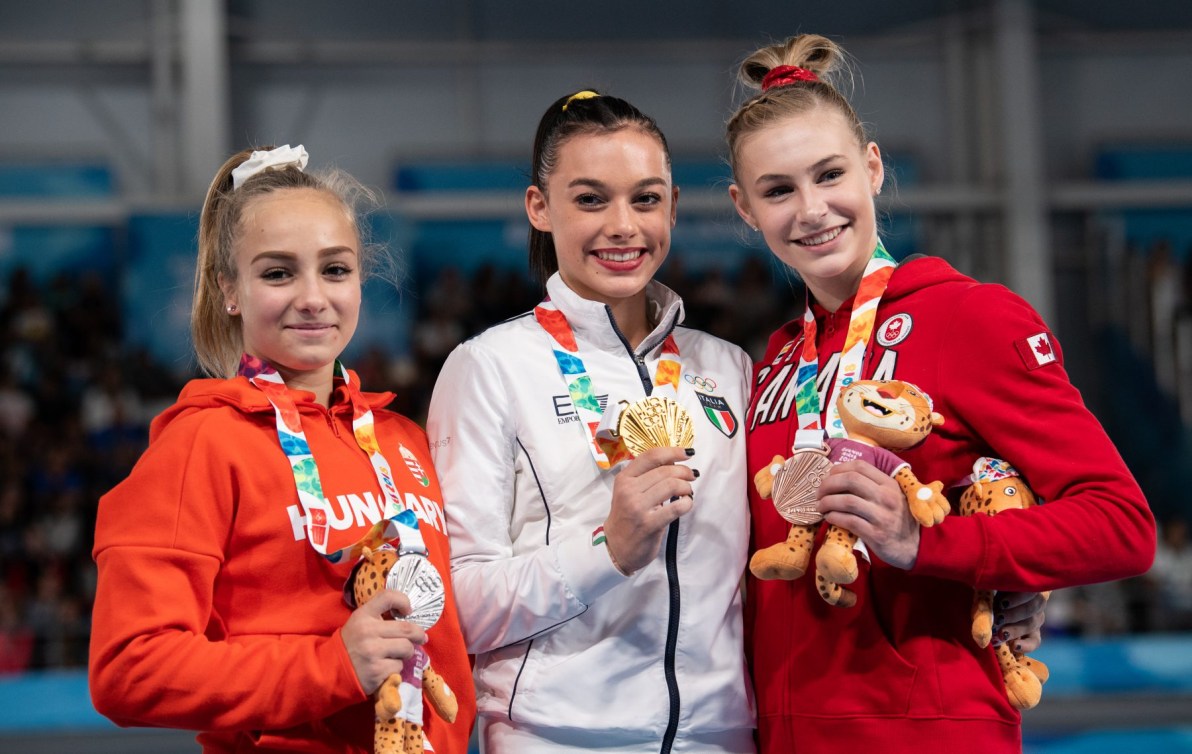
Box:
[1016,332,1057,370]
[696,392,738,438]
[877,313,912,347]
[592,525,607,547]
[773,339,796,365]
[399,444,431,487]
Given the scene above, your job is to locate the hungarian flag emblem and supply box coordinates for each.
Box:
[696,393,738,438]
[399,444,431,487]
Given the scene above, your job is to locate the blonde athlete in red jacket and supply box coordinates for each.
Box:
[89,146,475,754]
[726,35,1155,753]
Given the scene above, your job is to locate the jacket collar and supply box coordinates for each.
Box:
[544,272,685,356]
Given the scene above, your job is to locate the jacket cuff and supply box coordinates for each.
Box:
[910,515,984,585]
[329,627,370,702]
[554,528,630,606]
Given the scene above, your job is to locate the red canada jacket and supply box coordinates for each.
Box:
[746,256,1154,753]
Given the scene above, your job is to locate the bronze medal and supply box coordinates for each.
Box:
[771,446,832,525]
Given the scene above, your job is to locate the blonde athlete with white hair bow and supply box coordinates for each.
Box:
[89,145,475,754]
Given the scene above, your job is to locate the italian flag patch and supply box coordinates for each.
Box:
[696,392,738,438]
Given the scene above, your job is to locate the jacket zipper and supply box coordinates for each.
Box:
[605,305,682,753]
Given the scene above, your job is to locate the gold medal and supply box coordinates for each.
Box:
[771,446,831,525]
[615,396,695,457]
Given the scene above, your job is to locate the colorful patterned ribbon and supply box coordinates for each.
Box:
[792,240,896,448]
[534,298,681,469]
[239,354,427,563]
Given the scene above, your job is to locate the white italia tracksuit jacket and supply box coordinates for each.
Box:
[427,274,755,753]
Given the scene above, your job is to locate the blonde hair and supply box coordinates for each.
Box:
[726,34,867,180]
[192,147,381,378]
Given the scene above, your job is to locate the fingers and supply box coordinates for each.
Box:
[363,588,412,618]
[1010,629,1042,654]
[620,446,695,478]
[817,463,905,528]
[342,590,428,693]
[613,452,697,521]
[817,462,920,571]
[824,459,892,488]
[992,591,1048,650]
[999,590,1049,612]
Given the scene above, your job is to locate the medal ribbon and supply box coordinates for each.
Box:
[792,240,896,449]
[239,354,427,563]
[534,298,681,469]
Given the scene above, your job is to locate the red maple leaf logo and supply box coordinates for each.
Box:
[1033,337,1052,358]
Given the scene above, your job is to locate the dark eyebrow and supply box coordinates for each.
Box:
[567,177,668,190]
[753,155,845,186]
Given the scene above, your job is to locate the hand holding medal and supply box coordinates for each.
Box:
[596,397,698,577]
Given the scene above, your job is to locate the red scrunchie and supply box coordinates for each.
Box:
[761,65,819,91]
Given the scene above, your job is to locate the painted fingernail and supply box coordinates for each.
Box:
[684,448,696,456]
[692,469,701,478]
[1002,630,1011,640]
[670,495,680,503]
[1014,643,1023,653]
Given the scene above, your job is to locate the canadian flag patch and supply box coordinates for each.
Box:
[1016,332,1057,370]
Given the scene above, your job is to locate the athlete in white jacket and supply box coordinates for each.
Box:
[428,274,754,753]
[427,90,756,753]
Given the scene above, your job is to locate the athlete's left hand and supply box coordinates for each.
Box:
[817,460,920,569]
[991,591,1049,653]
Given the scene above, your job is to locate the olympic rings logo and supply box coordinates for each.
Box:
[684,374,717,391]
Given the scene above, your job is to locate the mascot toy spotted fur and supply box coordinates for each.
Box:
[956,457,1051,710]
[752,379,950,607]
[346,545,459,754]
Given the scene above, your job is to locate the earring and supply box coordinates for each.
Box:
[875,187,882,196]
[226,304,238,314]
[749,224,759,232]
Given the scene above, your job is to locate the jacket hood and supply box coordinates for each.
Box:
[768,255,975,352]
[149,371,394,442]
[880,255,974,304]
[806,255,975,316]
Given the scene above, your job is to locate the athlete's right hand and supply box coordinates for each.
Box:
[341,589,426,694]
[603,447,697,576]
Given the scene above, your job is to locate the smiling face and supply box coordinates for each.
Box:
[730,106,883,311]
[837,379,942,450]
[221,187,361,400]
[525,127,678,317]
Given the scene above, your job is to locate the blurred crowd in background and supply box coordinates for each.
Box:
[1,249,1190,674]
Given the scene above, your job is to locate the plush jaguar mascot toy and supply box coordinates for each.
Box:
[752,379,950,607]
[347,546,459,754]
[956,457,1051,710]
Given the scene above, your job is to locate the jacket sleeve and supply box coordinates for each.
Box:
[88,414,365,731]
[427,340,625,654]
[912,284,1156,591]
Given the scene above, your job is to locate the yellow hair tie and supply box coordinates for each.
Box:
[562,90,600,111]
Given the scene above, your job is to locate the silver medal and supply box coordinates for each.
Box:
[386,552,446,630]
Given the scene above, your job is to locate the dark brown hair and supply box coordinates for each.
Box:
[528,90,671,285]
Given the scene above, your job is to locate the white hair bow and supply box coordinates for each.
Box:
[230,144,309,189]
